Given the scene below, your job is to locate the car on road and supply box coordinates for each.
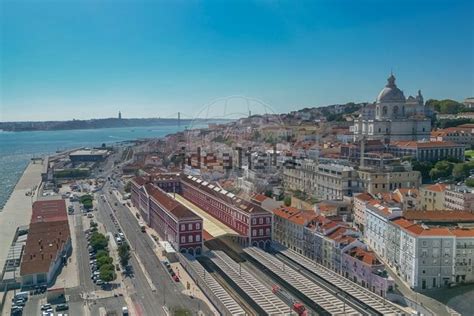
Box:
[96,279,104,285]
[173,275,180,282]
[40,303,52,311]
[56,303,69,311]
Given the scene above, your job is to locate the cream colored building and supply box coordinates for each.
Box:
[283,159,361,200]
[420,183,447,211]
[357,167,421,195]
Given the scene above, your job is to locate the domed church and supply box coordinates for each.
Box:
[353,74,431,142]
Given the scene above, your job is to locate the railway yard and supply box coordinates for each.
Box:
[178,236,409,316]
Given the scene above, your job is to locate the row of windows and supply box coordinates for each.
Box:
[180,222,201,231]
[251,217,271,225]
[180,234,201,244]
[252,228,271,237]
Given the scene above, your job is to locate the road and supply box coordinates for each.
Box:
[95,192,163,316]
[98,181,212,315]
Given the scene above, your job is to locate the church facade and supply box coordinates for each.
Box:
[353,74,431,142]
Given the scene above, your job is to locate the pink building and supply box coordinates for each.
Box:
[131,178,203,255]
[343,246,394,297]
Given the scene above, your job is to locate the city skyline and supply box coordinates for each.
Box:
[1,0,473,122]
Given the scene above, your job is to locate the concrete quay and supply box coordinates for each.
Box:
[0,160,43,272]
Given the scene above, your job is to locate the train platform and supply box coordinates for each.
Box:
[171,194,239,239]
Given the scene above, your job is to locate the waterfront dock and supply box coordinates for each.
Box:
[0,160,43,271]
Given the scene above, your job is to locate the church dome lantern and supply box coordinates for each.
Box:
[376,74,406,103]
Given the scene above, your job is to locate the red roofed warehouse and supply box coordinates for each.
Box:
[20,199,71,287]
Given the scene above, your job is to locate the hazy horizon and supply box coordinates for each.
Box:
[1,0,473,122]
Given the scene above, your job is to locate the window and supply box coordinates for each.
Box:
[196,235,201,242]
[259,218,263,224]
[266,228,270,235]
[196,223,200,230]
[181,224,185,231]
[181,236,185,243]
[252,229,257,237]
[252,218,256,225]
[188,235,193,243]
[259,228,263,236]
[188,223,193,230]
[266,217,271,224]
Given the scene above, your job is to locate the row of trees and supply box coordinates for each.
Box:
[426,99,469,114]
[412,159,474,182]
[89,222,116,283]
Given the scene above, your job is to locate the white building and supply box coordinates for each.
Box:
[364,201,402,259]
[353,74,431,142]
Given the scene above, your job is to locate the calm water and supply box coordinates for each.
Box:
[0,124,189,209]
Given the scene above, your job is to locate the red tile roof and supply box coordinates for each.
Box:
[423,183,448,193]
[404,210,474,222]
[31,200,67,223]
[146,183,200,220]
[347,247,381,266]
[252,194,268,203]
[21,199,70,276]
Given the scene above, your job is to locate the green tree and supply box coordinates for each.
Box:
[90,232,108,251]
[96,250,108,259]
[124,181,131,193]
[99,265,116,283]
[97,255,113,267]
[283,196,291,207]
[466,178,474,187]
[452,161,474,180]
[412,161,434,180]
[118,244,131,267]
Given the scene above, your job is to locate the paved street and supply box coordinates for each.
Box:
[95,192,163,316]
[99,182,213,315]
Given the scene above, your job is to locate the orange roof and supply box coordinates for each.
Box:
[424,183,448,192]
[354,193,373,202]
[404,210,474,222]
[451,229,474,237]
[347,247,381,266]
[273,207,317,226]
[391,140,460,148]
[252,194,268,203]
[273,206,300,219]
[32,199,67,223]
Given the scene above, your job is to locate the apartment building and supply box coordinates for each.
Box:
[276,212,395,296]
[420,183,447,211]
[353,193,373,232]
[272,206,317,254]
[431,126,474,147]
[357,167,421,195]
[283,159,360,200]
[444,185,474,212]
[364,201,403,259]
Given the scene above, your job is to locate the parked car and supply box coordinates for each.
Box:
[173,275,180,282]
[56,303,69,311]
[40,303,52,311]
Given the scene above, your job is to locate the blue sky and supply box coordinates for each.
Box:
[1,0,473,121]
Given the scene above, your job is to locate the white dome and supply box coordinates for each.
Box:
[376,74,406,103]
